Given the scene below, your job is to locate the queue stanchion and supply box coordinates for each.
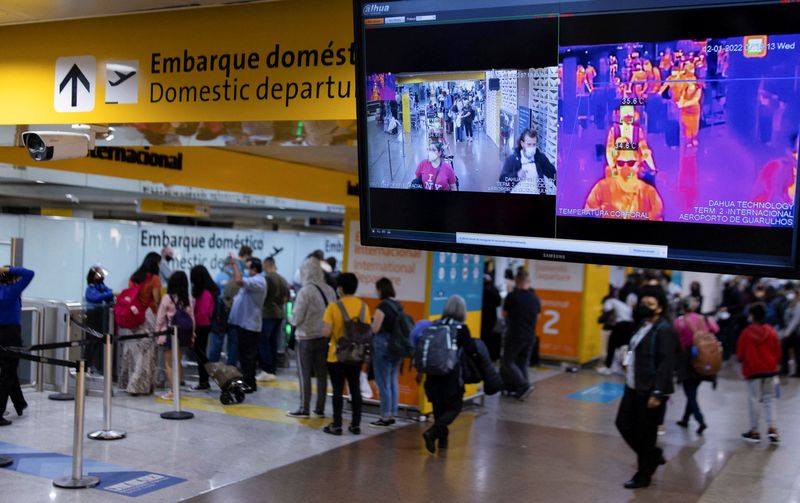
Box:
[50,322,75,401]
[160,327,193,420]
[53,360,100,489]
[88,333,125,441]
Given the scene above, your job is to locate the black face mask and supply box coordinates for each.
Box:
[636,305,657,320]
[165,256,173,263]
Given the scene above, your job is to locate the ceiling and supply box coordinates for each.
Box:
[0,0,282,25]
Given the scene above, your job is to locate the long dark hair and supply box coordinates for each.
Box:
[167,271,191,309]
[190,265,219,299]
[131,252,161,284]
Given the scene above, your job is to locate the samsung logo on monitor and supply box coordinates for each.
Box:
[363,4,390,15]
[542,253,566,261]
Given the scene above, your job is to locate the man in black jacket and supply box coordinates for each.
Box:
[498,128,556,193]
[615,285,677,489]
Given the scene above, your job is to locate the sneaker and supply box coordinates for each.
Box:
[741,431,761,443]
[657,425,666,436]
[596,366,613,376]
[255,371,269,381]
[0,417,11,427]
[287,409,310,418]
[515,385,534,402]
[263,373,277,382]
[768,429,780,444]
[192,383,210,391]
[323,424,343,436]
[312,410,325,418]
[349,425,361,435]
[369,419,393,428]
[160,391,174,401]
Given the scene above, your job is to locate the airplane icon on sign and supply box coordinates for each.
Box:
[108,70,136,87]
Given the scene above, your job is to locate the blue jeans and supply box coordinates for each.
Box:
[372,333,399,418]
[259,318,282,374]
[208,327,238,366]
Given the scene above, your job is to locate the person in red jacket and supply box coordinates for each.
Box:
[736,303,781,444]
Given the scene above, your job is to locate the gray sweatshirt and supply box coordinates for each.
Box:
[290,258,336,340]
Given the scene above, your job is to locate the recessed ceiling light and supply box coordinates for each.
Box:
[266,214,274,220]
[34,180,45,184]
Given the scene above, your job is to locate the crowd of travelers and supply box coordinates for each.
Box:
[595,270,787,489]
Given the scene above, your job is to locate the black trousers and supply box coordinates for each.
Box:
[328,362,362,428]
[780,335,800,376]
[431,394,463,437]
[194,326,211,387]
[615,387,666,479]
[501,335,533,392]
[605,321,635,368]
[235,326,260,390]
[0,325,25,416]
[681,379,705,425]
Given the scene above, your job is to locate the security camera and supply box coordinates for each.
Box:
[21,131,91,161]
[21,125,108,161]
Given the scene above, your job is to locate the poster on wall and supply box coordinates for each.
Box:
[346,222,427,302]
[430,252,483,315]
[530,260,584,360]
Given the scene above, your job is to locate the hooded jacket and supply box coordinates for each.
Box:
[290,258,336,340]
[737,323,781,379]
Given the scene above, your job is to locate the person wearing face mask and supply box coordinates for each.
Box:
[413,142,457,191]
[678,62,703,147]
[159,247,174,285]
[605,106,656,185]
[658,65,687,149]
[499,129,557,193]
[615,286,677,489]
[753,133,798,206]
[585,145,664,221]
[227,255,267,392]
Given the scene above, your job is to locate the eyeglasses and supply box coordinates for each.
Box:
[616,160,637,167]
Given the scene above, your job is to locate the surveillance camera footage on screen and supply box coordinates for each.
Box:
[355,0,800,276]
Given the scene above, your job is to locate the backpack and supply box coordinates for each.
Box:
[211,294,229,334]
[334,301,373,365]
[169,296,194,336]
[459,338,503,395]
[384,300,415,359]
[414,321,459,375]
[114,278,147,329]
[688,316,722,377]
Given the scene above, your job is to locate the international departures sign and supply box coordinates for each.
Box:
[0,0,355,124]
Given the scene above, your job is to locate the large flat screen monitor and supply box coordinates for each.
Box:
[354,0,800,277]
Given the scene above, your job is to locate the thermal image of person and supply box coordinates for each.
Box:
[678,62,703,147]
[585,63,597,94]
[576,65,587,96]
[499,129,557,194]
[753,134,799,205]
[606,106,656,183]
[659,50,673,75]
[414,142,457,191]
[609,54,619,80]
[631,63,648,99]
[585,145,664,221]
[371,82,381,102]
[643,60,662,96]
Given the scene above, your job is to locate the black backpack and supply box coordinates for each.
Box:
[384,300,415,359]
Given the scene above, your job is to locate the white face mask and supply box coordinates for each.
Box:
[428,151,439,162]
[524,146,536,159]
[788,293,797,301]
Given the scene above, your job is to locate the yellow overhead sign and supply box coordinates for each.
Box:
[0,146,358,208]
[138,199,210,218]
[0,0,356,124]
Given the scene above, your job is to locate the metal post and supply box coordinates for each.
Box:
[161,327,193,420]
[50,315,74,401]
[53,360,100,489]
[89,334,125,440]
[387,139,394,181]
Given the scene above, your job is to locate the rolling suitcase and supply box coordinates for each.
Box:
[191,347,247,405]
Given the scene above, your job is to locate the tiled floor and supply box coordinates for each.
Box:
[2,362,799,502]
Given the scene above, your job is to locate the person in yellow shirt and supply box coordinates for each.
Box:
[321,272,371,436]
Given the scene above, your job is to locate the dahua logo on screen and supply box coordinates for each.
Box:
[363,4,390,15]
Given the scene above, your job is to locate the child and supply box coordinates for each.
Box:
[736,303,781,444]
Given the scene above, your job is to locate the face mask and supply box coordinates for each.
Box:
[165,256,173,263]
[636,305,657,320]
[428,151,439,162]
[524,146,536,159]
[788,293,797,301]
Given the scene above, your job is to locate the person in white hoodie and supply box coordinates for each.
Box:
[287,257,336,418]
